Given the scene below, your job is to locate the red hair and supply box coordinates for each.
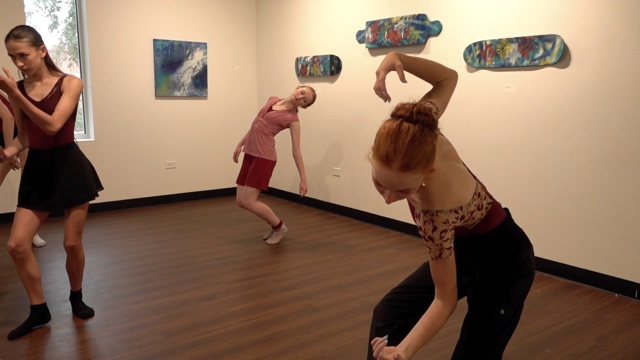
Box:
[371,101,439,173]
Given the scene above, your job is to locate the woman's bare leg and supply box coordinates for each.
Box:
[7,207,48,302]
[6,207,51,340]
[235,185,280,226]
[63,203,94,319]
[235,185,288,244]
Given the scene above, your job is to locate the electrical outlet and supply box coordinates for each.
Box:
[165,161,176,169]
[332,167,341,177]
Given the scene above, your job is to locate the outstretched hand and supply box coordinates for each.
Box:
[0,67,18,94]
[373,52,407,103]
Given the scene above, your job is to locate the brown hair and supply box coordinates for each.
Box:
[371,101,440,173]
[5,25,64,77]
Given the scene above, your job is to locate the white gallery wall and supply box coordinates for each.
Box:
[0,0,638,284]
[257,0,640,284]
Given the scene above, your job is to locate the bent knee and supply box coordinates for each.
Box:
[236,197,252,209]
[64,239,84,253]
[6,238,31,258]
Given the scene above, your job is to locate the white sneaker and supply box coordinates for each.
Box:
[32,234,46,248]
[265,224,288,245]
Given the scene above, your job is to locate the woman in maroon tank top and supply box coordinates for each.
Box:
[0,25,103,341]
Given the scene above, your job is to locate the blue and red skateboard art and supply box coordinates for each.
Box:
[463,34,565,68]
[355,13,442,48]
[295,54,342,77]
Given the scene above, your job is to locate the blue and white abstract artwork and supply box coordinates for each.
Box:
[153,39,208,97]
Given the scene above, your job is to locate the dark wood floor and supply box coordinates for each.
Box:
[0,195,638,360]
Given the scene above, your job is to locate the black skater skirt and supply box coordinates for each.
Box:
[18,142,103,211]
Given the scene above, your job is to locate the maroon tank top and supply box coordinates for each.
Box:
[18,76,77,150]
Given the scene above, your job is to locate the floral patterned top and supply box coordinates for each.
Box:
[411,180,503,261]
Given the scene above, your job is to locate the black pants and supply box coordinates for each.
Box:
[367,209,535,360]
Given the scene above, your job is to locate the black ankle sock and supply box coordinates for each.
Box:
[7,303,51,340]
[70,289,95,319]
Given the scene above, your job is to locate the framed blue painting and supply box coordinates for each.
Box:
[153,39,208,97]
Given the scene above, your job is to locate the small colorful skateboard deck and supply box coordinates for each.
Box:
[356,13,442,48]
[295,54,342,77]
[463,34,565,68]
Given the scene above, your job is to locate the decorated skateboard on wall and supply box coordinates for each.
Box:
[463,34,565,68]
[355,13,442,48]
[295,54,342,77]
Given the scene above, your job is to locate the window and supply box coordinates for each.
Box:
[23,0,93,139]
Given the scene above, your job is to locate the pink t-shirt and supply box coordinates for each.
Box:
[243,96,299,161]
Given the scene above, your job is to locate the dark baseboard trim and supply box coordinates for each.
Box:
[266,188,640,300]
[0,188,236,224]
[1,187,637,300]
[87,188,236,214]
[534,258,639,300]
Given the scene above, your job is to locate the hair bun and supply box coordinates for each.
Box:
[390,102,439,131]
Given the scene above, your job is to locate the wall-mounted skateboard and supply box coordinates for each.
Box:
[463,34,565,68]
[356,13,442,48]
[295,54,342,77]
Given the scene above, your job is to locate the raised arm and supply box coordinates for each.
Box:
[373,52,458,119]
[0,68,83,135]
[289,122,308,197]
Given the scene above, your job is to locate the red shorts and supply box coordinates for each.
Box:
[236,154,276,191]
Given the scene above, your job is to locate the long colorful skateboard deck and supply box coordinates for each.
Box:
[356,13,442,48]
[295,54,342,77]
[463,34,565,68]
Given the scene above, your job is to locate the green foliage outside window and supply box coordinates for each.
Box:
[24,0,86,134]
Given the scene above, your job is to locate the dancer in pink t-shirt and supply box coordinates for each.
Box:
[233,85,316,245]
